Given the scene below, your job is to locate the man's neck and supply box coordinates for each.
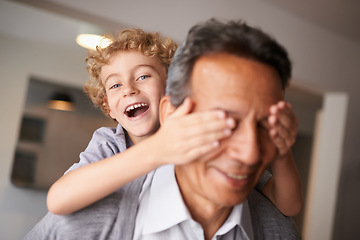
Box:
[193,204,233,240]
[178,181,233,240]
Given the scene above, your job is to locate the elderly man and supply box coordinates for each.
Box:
[25,19,300,240]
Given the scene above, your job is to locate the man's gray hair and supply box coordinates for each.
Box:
[166,18,292,107]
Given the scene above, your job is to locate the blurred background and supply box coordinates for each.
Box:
[0,0,359,239]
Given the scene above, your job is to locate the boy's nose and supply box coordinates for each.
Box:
[226,122,260,167]
[122,83,139,97]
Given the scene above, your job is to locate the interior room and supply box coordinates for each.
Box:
[0,0,359,239]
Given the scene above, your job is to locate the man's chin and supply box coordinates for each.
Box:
[213,191,250,208]
[209,181,253,207]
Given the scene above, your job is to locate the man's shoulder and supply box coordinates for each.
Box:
[24,176,146,240]
[248,190,301,240]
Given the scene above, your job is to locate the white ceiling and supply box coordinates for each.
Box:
[1,0,360,50]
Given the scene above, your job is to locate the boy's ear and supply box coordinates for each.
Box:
[159,96,176,125]
[103,97,114,119]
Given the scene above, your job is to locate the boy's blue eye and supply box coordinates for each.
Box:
[138,75,149,81]
[110,83,122,89]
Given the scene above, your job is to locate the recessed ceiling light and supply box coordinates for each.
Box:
[76,34,112,50]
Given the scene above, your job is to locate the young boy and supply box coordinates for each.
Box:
[47,28,303,217]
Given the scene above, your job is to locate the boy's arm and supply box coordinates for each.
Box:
[47,99,234,215]
[260,101,303,216]
[261,151,303,216]
[47,141,161,215]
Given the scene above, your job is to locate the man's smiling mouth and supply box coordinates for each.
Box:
[226,172,249,180]
[124,103,149,118]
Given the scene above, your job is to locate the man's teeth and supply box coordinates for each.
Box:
[126,103,147,112]
[226,173,248,180]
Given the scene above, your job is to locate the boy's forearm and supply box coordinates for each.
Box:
[264,151,303,216]
[47,138,161,215]
[46,108,233,215]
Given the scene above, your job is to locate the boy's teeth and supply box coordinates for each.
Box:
[126,103,147,112]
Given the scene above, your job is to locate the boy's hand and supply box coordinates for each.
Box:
[153,98,235,166]
[267,101,298,158]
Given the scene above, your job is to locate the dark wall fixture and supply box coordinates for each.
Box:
[48,92,75,112]
[11,77,116,190]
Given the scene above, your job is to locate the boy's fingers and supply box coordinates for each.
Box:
[179,129,233,161]
[183,130,229,150]
[178,110,231,130]
[268,115,277,126]
[270,124,295,152]
[268,101,298,155]
[169,98,193,118]
[170,100,230,128]
[271,134,293,156]
[269,102,298,135]
[272,136,286,152]
[276,126,296,147]
[269,101,287,115]
[177,117,234,144]
[277,110,297,131]
[163,111,234,145]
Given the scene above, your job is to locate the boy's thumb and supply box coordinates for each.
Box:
[170,98,194,118]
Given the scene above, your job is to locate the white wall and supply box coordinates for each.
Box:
[303,93,349,240]
[0,34,88,240]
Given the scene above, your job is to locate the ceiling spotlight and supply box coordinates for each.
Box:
[48,92,75,112]
[76,34,112,50]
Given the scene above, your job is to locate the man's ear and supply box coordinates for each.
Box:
[159,96,176,125]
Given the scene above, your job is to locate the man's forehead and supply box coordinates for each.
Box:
[190,54,283,112]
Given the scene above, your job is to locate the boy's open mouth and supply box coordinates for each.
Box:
[124,103,149,118]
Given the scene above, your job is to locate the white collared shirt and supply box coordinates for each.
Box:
[133,165,254,240]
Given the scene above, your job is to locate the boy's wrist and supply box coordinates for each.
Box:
[144,133,168,168]
[274,150,293,164]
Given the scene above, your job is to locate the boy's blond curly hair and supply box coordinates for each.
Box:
[84,28,178,118]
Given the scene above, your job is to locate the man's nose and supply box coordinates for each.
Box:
[226,122,260,166]
[122,82,139,97]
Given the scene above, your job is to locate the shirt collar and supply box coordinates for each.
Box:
[143,165,190,234]
[142,165,254,239]
[115,124,133,148]
[216,201,254,240]
[115,123,124,135]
